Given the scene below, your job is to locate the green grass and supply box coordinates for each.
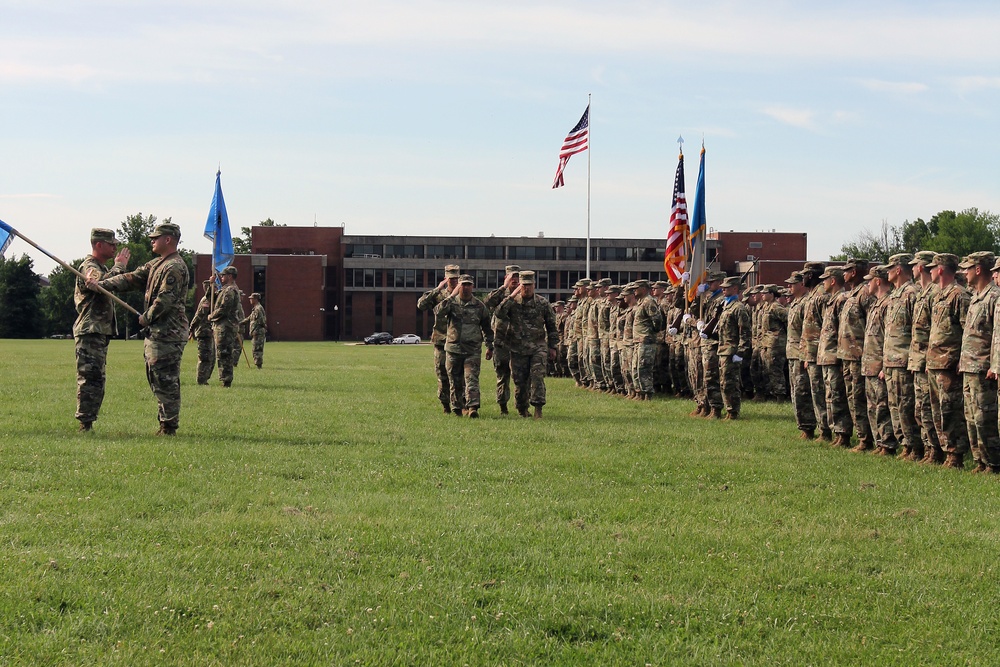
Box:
[2,340,1000,665]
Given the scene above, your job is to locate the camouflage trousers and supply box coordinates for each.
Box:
[963,372,1000,467]
[493,345,512,407]
[913,370,941,456]
[511,349,548,409]
[250,332,265,368]
[622,345,635,396]
[821,363,852,436]
[928,368,969,456]
[719,355,742,416]
[601,340,613,391]
[654,341,670,392]
[446,351,482,411]
[865,375,897,450]
[762,347,787,398]
[633,342,657,397]
[842,360,873,446]
[687,343,704,406]
[670,341,687,396]
[701,342,723,410]
[144,339,184,429]
[567,340,581,383]
[789,359,816,433]
[75,333,110,424]
[194,335,215,384]
[750,348,766,399]
[580,339,594,385]
[214,326,239,385]
[433,345,451,407]
[588,338,607,390]
[805,362,829,433]
[885,367,919,455]
[609,347,625,394]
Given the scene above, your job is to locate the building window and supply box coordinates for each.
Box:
[416,308,424,338]
[467,245,504,260]
[536,271,550,289]
[509,246,556,261]
[345,294,353,337]
[346,244,382,258]
[474,270,501,290]
[427,245,464,259]
[749,241,763,249]
[429,269,444,286]
[561,246,587,261]
[384,244,424,259]
[640,247,664,262]
[386,293,394,333]
[375,293,382,331]
[392,269,420,288]
[599,247,634,261]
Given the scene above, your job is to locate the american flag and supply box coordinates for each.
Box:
[663,153,687,285]
[551,105,589,189]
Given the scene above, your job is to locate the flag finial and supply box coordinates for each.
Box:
[677,135,684,158]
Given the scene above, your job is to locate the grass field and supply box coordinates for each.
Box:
[2,339,1000,665]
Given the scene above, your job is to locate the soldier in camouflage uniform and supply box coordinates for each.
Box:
[631,279,665,400]
[907,251,943,462]
[209,265,242,388]
[698,272,727,418]
[589,278,612,392]
[882,254,920,460]
[666,286,689,396]
[189,280,215,385]
[417,264,461,413]
[747,286,767,400]
[817,266,853,446]
[485,265,519,414]
[620,285,637,398]
[799,262,832,440]
[553,301,568,377]
[651,281,671,394]
[861,266,896,454]
[758,285,788,400]
[959,252,1000,472]
[494,271,559,419]
[94,222,189,435]
[716,276,752,419]
[242,292,267,369]
[785,272,816,438]
[438,274,495,418]
[925,253,971,468]
[568,279,591,386]
[74,228,129,431]
[607,286,626,394]
[838,258,875,449]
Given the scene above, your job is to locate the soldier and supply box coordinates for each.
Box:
[209,265,242,387]
[606,286,626,394]
[785,271,816,438]
[747,285,767,400]
[74,228,130,431]
[925,253,971,468]
[630,279,664,400]
[882,254,920,460]
[417,264,461,413]
[189,279,216,385]
[817,266,853,446]
[799,261,832,441]
[758,285,788,401]
[838,258,875,449]
[716,276,752,419]
[666,285,689,397]
[494,271,559,418]
[92,222,189,435]
[568,279,591,386]
[590,278,612,392]
[242,292,267,369]
[861,266,896,455]
[485,265,520,414]
[959,252,1000,472]
[698,272,727,418]
[907,251,943,463]
[552,301,568,377]
[620,285,638,398]
[438,274,494,418]
[651,281,672,394]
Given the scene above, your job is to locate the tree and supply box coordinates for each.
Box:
[233,218,284,254]
[925,208,1000,257]
[0,254,43,338]
[829,219,903,262]
[832,209,1000,261]
[40,261,82,336]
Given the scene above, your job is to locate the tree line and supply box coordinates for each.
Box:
[831,208,1000,262]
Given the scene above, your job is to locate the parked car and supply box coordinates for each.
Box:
[392,334,421,345]
[363,332,393,345]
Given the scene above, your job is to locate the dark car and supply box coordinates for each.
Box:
[364,332,393,345]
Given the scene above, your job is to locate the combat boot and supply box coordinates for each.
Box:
[533,406,543,420]
[908,447,925,462]
[689,405,705,417]
[707,407,723,419]
[453,408,464,417]
[723,412,738,421]
[816,429,833,443]
[850,441,873,453]
[156,423,177,436]
[442,402,451,415]
[943,453,965,470]
[499,403,508,416]
[467,409,479,419]
[78,421,93,432]
[875,446,896,457]
[831,433,850,448]
[518,407,529,418]
[920,448,945,465]
[971,461,989,474]
[799,429,815,440]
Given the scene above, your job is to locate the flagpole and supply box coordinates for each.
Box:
[585,93,592,280]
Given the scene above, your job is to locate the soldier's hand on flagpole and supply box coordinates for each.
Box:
[139,314,148,327]
[733,355,743,363]
[682,313,692,324]
[681,271,690,284]
[668,327,678,335]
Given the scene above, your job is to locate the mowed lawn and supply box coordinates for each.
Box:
[2,340,1000,665]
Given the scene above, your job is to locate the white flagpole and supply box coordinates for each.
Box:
[586,93,592,280]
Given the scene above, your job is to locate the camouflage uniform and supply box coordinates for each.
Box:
[716,288,751,417]
[926,265,971,464]
[242,299,266,368]
[838,282,875,447]
[862,284,895,452]
[485,283,514,410]
[73,251,126,425]
[882,272,919,458]
[621,297,637,397]
[817,278,852,441]
[417,281,454,411]
[785,278,815,435]
[959,254,1000,469]
[800,280,831,437]
[907,261,942,461]
[494,282,558,413]
[759,296,788,399]
[99,231,189,432]
[632,287,665,398]
[439,287,494,414]
[210,280,242,386]
[700,287,725,414]
[667,289,689,396]
[189,293,215,384]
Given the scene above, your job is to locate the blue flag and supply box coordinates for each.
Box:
[0,219,15,257]
[686,146,707,302]
[203,170,234,274]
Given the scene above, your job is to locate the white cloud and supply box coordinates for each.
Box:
[760,107,816,131]
[857,79,928,94]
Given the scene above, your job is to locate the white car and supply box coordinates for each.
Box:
[392,334,421,344]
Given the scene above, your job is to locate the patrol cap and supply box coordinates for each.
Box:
[802,261,826,274]
[620,286,635,296]
[221,266,238,277]
[567,296,578,303]
[504,265,521,275]
[992,257,1000,273]
[149,222,181,239]
[766,284,782,296]
[862,265,890,281]
[819,266,845,280]
[958,251,995,270]
[90,228,120,244]
[518,270,535,285]
[652,280,669,289]
[633,279,651,290]
[784,271,804,285]
[778,287,792,297]
[606,285,622,294]
[458,273,475,285]
[444,264,461,277]
[721,276,742,288]
[886,253,914,267]
[554,300,566,306]
[597,278,612,287]
[927,253,959,271]
[909,250,936,266]
[745,285,760,295]
[574,278,592,288]
[709,271,727,282]
[842,257,870,271]
[249,292,261,300]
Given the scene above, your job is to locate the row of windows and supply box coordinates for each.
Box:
[345,244,666,261]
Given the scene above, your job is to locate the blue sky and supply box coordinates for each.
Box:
[2,0,999,274]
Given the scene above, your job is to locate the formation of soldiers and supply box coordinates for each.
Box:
[548,252,1000,473]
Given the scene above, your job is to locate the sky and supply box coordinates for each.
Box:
[2,0,999,275]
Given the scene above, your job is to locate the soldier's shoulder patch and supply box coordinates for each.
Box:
[166,274,176,285]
